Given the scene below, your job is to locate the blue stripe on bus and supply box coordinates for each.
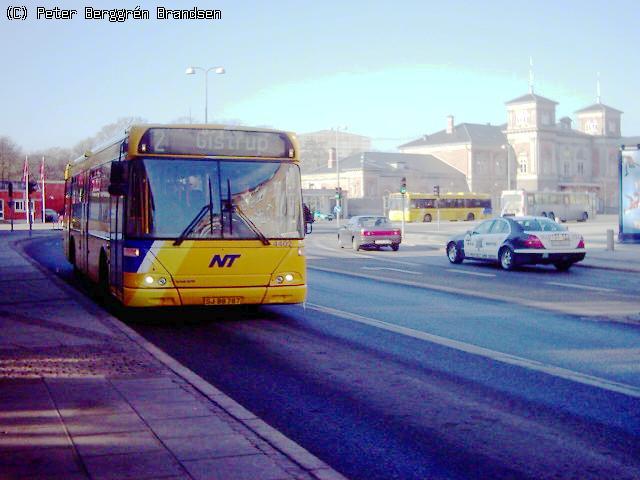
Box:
[123,239,155,273]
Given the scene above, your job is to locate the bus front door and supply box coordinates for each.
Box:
[109,195,124,300]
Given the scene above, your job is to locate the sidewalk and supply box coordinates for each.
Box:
[0,231,346,480]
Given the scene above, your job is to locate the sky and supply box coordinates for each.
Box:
[1,0,639,152]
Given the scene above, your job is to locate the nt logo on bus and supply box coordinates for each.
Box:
[209,254,241,268]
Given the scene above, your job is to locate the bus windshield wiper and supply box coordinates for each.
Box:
[173,205,210,246]
[232,203,271,246]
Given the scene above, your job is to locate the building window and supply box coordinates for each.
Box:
[518,153,528,174]
[577,162,584,176]
[563,161,571,176]
[13,200,25,212]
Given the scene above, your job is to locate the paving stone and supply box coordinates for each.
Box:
[83,450,186,480]
[111,376,185,393]
[183,453,292,480]
[0,433,71,450]
[132,399,214,422]
[162,433,260,461]
[0,446,82,477]
[124,386,196,403]
[63,412,148,436]
[147,415,235,441]
[73,430,164,458]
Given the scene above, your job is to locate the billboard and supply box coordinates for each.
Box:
[620,146,640,242]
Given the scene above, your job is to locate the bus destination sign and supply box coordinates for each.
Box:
[139,128,292,158]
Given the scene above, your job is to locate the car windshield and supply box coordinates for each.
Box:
[516,218,566,232]
[358,217,393,228]
[126,158,303,240]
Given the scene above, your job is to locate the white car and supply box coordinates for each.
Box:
[446,216,586,271]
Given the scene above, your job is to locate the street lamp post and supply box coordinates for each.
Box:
[332,126,347,228]
[185,65,225,124]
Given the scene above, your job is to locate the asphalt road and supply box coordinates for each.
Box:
[24,232,640,480]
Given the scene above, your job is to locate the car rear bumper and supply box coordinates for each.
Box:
[359,235,401,247]
[512,251,586,265]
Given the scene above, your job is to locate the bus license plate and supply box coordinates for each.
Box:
[204,296,243,306]
[375,240,391,245]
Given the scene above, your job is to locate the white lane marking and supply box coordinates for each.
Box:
[446,269,495,278]
[545,281,615,293]
[306,303,640,399]
[362,266,422,275]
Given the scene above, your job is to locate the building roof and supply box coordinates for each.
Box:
[505,93,559,105]
[306,151,463,177]
[575,103,623,115]
[298,129,371,141]
[398,123,506,149]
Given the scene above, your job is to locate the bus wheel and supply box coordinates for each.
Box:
[96,252,110,302]
[466,213,475,221]
[579,212,588,222]
[69,238,79,276]
[423,214,432,222]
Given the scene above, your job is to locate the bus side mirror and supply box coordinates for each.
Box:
[108,162,127,196]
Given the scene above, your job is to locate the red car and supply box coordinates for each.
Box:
[337,215,402,251]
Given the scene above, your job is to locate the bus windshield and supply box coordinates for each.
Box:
[127,158,303,240]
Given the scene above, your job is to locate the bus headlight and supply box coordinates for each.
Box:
[143,275,168,286]
[271,272,299,286]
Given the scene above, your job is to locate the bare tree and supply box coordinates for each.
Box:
[0,136,24,181]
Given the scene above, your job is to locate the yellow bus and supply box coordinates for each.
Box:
[388,192,492,222]
[63,124,306,307]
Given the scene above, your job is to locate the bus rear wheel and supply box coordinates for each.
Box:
[423,214,432,223]
[579,211,588,222]
[96,252,110,303]
[466,213,475,221]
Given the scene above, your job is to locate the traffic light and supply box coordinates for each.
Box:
[433,185,440,196]
[335,187,340,199]
[7,182,13,197]
[400,177,407,194]
[28,181,38,195]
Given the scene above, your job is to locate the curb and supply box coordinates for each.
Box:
[10,234,348,480]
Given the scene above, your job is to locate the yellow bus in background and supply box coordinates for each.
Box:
[63,124,306,307]
[388,192,492,222]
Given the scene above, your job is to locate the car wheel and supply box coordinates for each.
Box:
[499,246,515,271]
[352,237,360,251]
[554,261,573,271]
[391,244,399,251]
[423,214,432,222]
[447,242,464,264]
[466,213,475,221]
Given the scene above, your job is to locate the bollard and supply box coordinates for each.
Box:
[606,229,614,251]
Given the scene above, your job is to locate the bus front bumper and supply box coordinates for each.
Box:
[122,285,306,307]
